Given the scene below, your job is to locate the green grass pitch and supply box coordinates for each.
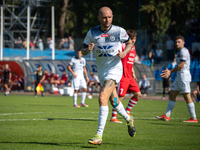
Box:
[0,94,199,150]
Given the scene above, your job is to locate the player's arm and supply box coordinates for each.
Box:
[161,61,185,78]
[132,67,137,81]
[117,39,133,58]
[80,43,95,55]
[40,74,45,83]
[9,72,12,82]
[83,66,89,82]
[67,64,77,78]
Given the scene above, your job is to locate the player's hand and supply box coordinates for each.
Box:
[132,73,137,81]
[86,77,89,83]
[88,43,95,51]
[73,74,77,78]
[160,68,171,78]
[117,50,125,58]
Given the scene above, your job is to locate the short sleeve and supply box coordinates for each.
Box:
[120,27,129,43]
[69,58,74,66]
[83,30,94,45]
[83,58,86,67]
[180,49,187,62]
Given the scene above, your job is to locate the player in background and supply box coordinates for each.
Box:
[156,36,198,123]
[3,64,12,96]
[67,50,89,107]
[11,72,18,90]
[34,65,45,97]
[17,75,24,91]
[81,6,135,145]
[110,29,141,123]
[162,71,171,100]
[50,73,60,87]
[60,70,68,87]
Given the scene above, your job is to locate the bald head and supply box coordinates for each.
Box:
[98,6,113,16]
[98,6,113,31]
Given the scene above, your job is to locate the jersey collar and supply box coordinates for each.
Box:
[99,24,112,33]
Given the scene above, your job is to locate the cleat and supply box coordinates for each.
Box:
[183,118,198,123]
[127,116,136,137]
[80,103,89,107]
[74,104,80,107]
[88,134,102,145]
[156,114,170,121]
[110,118,122,123]
[162,97,165,100]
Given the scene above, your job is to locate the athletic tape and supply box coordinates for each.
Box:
[114,97,118,107]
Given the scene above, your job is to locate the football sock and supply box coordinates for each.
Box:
[81,92,86,104]
[126,97,138,114]
[187,102,197,120]
[111,107,117,119]
[73,93,77,105]
[96,106,108,136]
[115,102,130,122]
[165,100,176,117]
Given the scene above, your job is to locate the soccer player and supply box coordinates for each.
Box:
[110,29,141,123]
[3,64,12,96]
[50,73,60,87]
[67,50,89,107]
[34,65,45,97]
[60,70,68,86]
[81,6,136,145]
[156,36,198,123]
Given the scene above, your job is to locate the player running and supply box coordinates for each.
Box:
[67,50,89,107]
[81,6,136,145]
[110,29,141,123]
[3,64,12,96]
[156,36,198,123]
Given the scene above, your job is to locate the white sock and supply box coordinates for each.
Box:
[81,92,86,104]
[187,102,197,119]
[165,100,176,117]
[73,93,77,105]
[96,106,108,136]
[115,102,130,122]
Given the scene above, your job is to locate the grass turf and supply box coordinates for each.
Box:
[0,94,199,150]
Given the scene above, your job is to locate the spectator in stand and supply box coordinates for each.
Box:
[30,40,35,50]
[60,70,68,87]
[193,78,200,103]
[139,75,150,97]
[155,46,163,64]
[187,47,192,56]
[59,38,66,49]
[22,38,27,49]
[15,36,22,48]
[38,39,44,51]
[165,36,174,60]
[50,73,60,87]
[148,51,154,66]
[65,38,69,49]
[17,75,24,91]
[47,37,53,49]
[192,47,200,61]
[140,53,146,61]
[68,36,74,50]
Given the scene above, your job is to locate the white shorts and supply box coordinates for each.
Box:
[71,77,87,90]
[171,78,191,93]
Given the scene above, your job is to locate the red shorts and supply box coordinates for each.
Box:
[118,77,140,97]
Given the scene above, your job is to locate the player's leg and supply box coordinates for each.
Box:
[182,82,198,123]
[162,87,166,99]
[4,82,9,95]
[72,78,79,107]
[34,81,39,97]
[125,79,141,115]
[80,78,88,107]
[156,79,180,121]
[193,90,198,102]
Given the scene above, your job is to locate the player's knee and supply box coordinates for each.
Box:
[134,92,141,99]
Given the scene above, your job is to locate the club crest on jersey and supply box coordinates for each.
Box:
[110,36,115,41]
[96,46,114,57]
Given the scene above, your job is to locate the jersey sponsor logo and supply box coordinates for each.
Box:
[96,46,114,57]
[101,34,109,37]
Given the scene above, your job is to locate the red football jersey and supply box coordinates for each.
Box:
[121,43,136,78]
[61,74,68,81]
[54,74,60,80]
[45,73,51,80]
[12,75,18,83]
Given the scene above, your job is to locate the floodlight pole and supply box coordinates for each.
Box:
[1,6,3,60]
[27,6,30,60]
[52,6,55,60]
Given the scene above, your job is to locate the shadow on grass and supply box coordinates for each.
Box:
[1,141,98,148]
[47,118,97,122]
